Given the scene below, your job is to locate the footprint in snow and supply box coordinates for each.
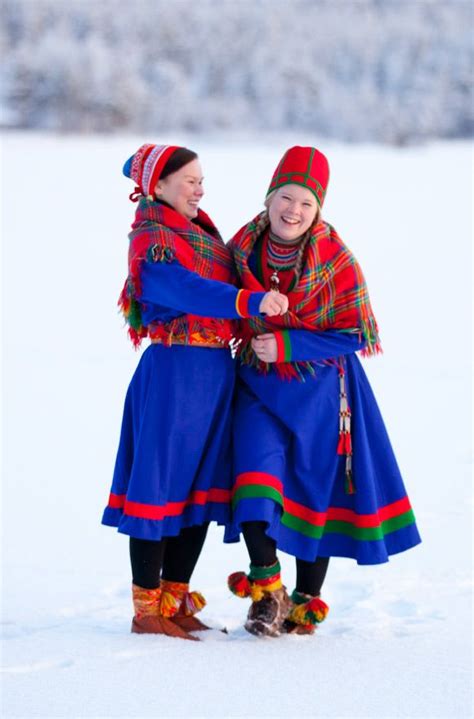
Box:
[1,659,74,674]
[1,621,64,640]
[386,599,418,617]
[332,583,375,614]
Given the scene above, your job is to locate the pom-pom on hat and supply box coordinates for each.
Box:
[123,143,180,199]
[267,146,330,207]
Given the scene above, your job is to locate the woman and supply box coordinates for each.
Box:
[102,143,288,640]
[225,146,421,637]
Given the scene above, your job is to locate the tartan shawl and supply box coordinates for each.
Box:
[119,198,236,347]
[230,212,381,377]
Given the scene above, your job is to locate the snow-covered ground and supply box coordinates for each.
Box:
[1,133,472,719]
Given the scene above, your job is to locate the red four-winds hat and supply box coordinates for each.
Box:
[123,143,180,198]
[267,146,330,207]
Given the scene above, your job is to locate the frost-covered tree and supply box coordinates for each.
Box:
[0,0,472,142]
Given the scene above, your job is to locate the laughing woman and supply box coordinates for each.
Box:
[102,143,288,640]
[226,146,421,637]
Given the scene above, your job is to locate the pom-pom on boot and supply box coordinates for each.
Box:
[131,584,199,640]
[228,561,291,637]
[160,579,211,632]
[282,589,330,635]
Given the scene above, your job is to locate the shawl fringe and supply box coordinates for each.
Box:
[119,198,235,348]
[231,213,382,378]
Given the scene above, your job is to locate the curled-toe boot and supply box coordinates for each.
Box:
[160,579,211,632]
[131,584,199,641]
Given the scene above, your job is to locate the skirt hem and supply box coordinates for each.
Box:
[224,499,422,565]
[102,503,230,542]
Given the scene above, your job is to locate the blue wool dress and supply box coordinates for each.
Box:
[102,260,264,541]
[225,260,421,565]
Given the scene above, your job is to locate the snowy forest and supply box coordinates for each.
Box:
[1,0,472,144]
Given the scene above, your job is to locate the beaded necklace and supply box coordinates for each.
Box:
[267,231,302,291]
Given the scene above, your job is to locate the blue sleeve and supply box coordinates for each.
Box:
[138,260,265,319]
[274,328,366,362]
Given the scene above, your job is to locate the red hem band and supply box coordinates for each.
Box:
[233,471,412,528]
[107,488,230,521]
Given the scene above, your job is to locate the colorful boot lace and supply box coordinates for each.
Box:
[131,583,199,640]
[228,561,290,637]
[160,579,210,631]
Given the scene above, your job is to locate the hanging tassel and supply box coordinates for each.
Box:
[182,591,207,616]
[288,591,330,628]
[159,587,182,617]
[337,363,355,494]
[344,429,352,454]
[337,432,345,454]
[228,565,283,600]
[345,455,355,495]
[228,571,252,598]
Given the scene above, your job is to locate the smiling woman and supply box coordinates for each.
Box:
[266,185,318,242]
[154,154,204,220]
[101,142,288,640]
[225,145,421,638]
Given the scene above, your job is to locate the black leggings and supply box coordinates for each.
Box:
[242,521,330,597]
[130,523,209,589]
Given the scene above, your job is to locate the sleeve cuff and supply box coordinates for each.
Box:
[247,292,266,317]
[274,330,292,362]
[236,290,265,318]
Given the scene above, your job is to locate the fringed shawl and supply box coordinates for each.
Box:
[119,198,236,347]
[230,212,381,378]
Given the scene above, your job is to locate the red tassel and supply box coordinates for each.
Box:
[337,433,345,455]
[344,455,355,494]
[344,432,352,454]
[228,571,252,598]
[338,362,356,494]
[345,473,356,495]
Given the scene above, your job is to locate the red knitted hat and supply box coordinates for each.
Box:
[125,143,180,198]
[267,146,330,207]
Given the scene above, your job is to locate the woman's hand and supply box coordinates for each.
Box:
[259,291,289,316]
[251,333,278,363]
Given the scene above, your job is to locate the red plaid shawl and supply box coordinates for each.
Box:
[119,198,236,347]
[230,212,381,376]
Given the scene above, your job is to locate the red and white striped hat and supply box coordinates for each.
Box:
[123,143,180,198]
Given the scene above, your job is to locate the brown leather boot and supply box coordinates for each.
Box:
[172,613,211,632]
[245,586,291,637]
[160,580,211,632]
[131,584,199,641]
[131,614,198,639]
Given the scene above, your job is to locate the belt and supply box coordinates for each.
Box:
[150,337,227,349]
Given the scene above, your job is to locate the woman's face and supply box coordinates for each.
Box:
[154,158,204,220]
[268,184,318,241]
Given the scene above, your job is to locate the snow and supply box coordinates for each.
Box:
[1,133,472,719]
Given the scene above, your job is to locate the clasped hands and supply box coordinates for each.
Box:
[258,291,288,318]
[253,290,289,363]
